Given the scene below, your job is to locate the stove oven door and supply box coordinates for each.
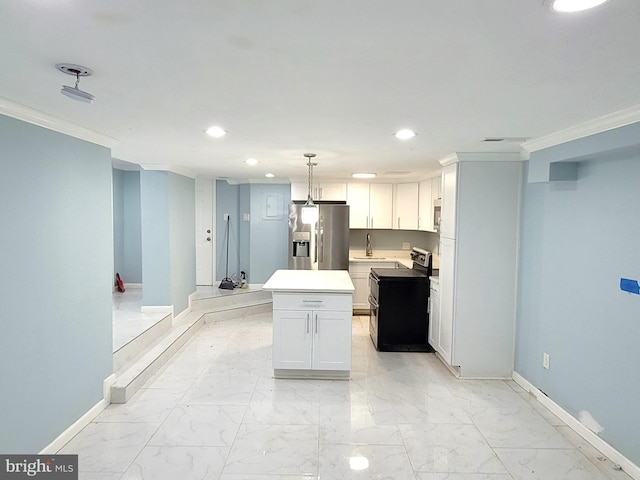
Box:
[368,273,380,348]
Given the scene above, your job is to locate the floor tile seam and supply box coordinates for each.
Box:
[459,415,519,479]
[552,425,629,479]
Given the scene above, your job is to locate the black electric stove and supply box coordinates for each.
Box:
[368,247,432,352]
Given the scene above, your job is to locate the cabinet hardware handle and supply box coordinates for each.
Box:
[366,216,369,228]
[397,217,400,228]
[315,314,318,334]
[302,300,323,303]
[306,313,310,334]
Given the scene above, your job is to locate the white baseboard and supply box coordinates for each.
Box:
[125,283,143,289]
[39,374,116,454]
[512,371,640,480]
[173,305,192,325]
[141,305,173,316]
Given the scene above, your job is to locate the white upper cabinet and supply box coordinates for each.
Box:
[440,164,458,239]
[432,175,442,203]
[291,182,347,201]
[393,183,419,230]
[346,183,393,229]
[418,176,442,232]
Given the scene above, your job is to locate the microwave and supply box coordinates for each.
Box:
[433,199,441,232]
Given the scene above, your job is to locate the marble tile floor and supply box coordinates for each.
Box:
[112,287,167,352]
[112,284,264,353]
[66,314,631,480]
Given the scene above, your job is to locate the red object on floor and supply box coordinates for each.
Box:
[115,273,125,292]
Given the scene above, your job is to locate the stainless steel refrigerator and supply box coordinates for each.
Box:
[288,202,350,270]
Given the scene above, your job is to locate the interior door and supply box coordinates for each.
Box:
[195,178,215,285]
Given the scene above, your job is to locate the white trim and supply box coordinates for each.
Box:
[123,283,143,289]
[173,303,192,326]
[438,152,525,166]
[512,371,640,480]
[0,96,120,149]
[141,305,173,316]
[38,373,116,454]
[522,104,640,153]
[140,164,197,179]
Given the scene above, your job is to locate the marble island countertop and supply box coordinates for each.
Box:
[263,269,355,293]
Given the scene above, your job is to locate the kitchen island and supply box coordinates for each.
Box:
[263,269,355,379]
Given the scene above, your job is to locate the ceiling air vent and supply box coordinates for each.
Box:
[483,137,530,143]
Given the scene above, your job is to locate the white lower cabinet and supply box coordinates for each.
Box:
[349,261,397,311]
[272,292,352,378]
[427,279,440,352]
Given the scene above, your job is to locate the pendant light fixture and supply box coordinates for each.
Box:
[301,153,319,224]
[56,64,94,103]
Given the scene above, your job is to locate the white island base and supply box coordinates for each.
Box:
[263,270,355,380]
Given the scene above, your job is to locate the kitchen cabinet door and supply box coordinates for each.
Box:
[272,310,312,369]
[312,310,352,370]
[428,282,440,351]
[418,180,433,232]
[347,183,370,228]
[393,183,419,230]
[317,183,347,201]
[369,184,393,229]
[440,164,457,239]
[432,175,442,203]
[437,237,455,364]
[291,183,310,201]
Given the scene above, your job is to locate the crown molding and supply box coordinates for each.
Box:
[522,104,640,153]
[140,164,197,179]
[438,152,525,166]
[0,96,120,149]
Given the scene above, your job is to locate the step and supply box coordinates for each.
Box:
[110,286,273,403]
[191,285,271,312]
[113,313,173,372]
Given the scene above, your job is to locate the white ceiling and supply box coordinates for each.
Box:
[1,0,640,182]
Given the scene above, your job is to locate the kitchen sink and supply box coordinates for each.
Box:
[353,256,386,260]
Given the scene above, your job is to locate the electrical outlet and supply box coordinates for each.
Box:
[402,242,410,250]
[543,352,550,369]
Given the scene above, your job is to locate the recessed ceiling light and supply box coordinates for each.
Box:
[352,173,377,179]
[245,158,258,166]
[548,0,609,12]
[205,126,227,138]
[265,173,275,178]
[394,129,417,140]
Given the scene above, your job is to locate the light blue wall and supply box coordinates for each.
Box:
[169,172,196,314]
[140,170,195,314]
[239,183,251,279]
[0,114,113,453]
[113,169,142,283]
[516,156,640,465]
[215,181,290,283]
[248,184,290,283]
[216,180,240,280]
[140,170,172,306]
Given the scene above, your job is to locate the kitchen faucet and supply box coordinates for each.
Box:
[366,232,373,256]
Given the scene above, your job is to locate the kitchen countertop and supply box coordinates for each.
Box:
[263,269,355,293]
[349,250,439,269]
